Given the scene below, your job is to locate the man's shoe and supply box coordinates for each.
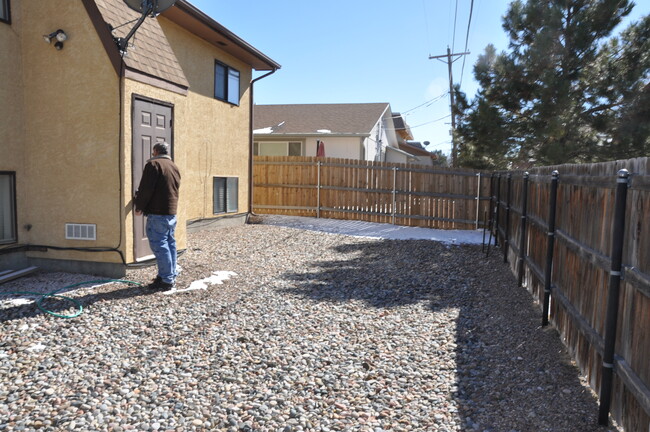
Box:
[148,278,175,291]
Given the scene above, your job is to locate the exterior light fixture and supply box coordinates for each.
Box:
[43,29,67,50]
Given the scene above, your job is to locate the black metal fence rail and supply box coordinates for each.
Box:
[488,158,650,431]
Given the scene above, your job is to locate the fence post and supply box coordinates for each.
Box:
[317,161,321,218]
[485,174,495,255]
[503,173,512,263]
[517,172,530,287]
[475,173,482,230]
[598,169,630,426]
[542,170,559,326]
[392,166,397,225]
[494,174,501,247]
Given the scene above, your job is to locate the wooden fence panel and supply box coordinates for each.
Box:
[496,158,650,431]
[254,156,488,230]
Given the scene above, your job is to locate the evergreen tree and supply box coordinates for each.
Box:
[456,0,648,167]
[589,14,650,159]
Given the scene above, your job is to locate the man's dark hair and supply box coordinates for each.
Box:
[154,142,170,155]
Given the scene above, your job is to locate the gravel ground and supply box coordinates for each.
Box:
[0,216,621,432]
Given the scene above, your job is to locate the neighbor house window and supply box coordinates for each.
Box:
[214,61,240,105]
[213,177,238,214]
[0,172,16,244]
[253,141,303,156]
[0,0,10,23]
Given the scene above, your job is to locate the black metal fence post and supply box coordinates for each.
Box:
[542,170,559,326]
[517,172,529,287]
[503,173,512,263]
[598,169,630,426]
[485,174,495,255]
[494,174,501,247]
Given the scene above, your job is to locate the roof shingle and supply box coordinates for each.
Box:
[95,0,189,88]
[254,103,391,136]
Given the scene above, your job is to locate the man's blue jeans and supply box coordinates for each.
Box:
[146,214,177,284]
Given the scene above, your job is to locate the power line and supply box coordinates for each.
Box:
[452,0,460,53]
[409,114,451,129]
[398,91,450,116]
[460,0,475,87]
[422,0,432,54]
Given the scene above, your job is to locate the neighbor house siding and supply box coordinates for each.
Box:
[301,136,365,159]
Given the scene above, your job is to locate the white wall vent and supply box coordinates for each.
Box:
[65,223,96,241]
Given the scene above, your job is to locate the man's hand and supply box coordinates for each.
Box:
[135,210,142,216]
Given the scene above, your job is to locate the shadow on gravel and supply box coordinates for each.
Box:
[0,283,157,322]
[280,238,616,432]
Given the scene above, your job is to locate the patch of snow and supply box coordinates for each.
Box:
[316,129,332,134]
[253,127,274,134]
[165,271,237,295]
[27,343,47,353]
[3,298,34,307]
[260,215,485,245]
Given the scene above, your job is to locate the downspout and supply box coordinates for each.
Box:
[248,68,277,220]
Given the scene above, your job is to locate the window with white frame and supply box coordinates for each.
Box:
[213,177,238,214]
[0,172,16,244]
[253,141,303,156]
[0,0,10,23]
[214,61,240,105]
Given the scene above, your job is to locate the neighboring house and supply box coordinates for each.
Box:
[392,112,414,144]
[0,0,279,277]
[254,103,417,163]
[398,141,439,167]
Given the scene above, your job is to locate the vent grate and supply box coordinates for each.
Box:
[65,223,96,241]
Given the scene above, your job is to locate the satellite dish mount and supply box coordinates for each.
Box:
[116,0,177,53]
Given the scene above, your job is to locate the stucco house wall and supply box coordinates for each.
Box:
[3,0,123,269]
[0,0,25,248]
[158,16,253,225]
[120,18,256,263]
[0,0,279,276]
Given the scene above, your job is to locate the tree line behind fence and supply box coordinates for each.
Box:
[253,155,650,431]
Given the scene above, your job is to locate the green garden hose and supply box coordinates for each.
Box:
[1,279,142,319]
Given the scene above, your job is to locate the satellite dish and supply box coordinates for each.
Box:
[123,0,177,16]
[117,0,177,54]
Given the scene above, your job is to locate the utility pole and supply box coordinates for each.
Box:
[429,47,469,167]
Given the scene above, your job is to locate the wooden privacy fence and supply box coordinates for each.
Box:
[490,157,650,431]
[253,156,491,230]
[253,155,650,431]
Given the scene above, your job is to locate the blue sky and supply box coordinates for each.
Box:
[189,0,648,157]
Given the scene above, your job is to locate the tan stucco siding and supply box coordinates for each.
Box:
[122,18,254,262]
[3,1,257,268]
[18,0,122,263]
[158,18,253,224]
[0,2,26,238]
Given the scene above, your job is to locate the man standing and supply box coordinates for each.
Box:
[134,142,181,290]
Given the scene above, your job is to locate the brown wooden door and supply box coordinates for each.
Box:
[132,98,173,261]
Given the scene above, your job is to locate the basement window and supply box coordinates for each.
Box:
[0,172,16,244]
[213,177,238,214]
[0,0,9,24]
[214,61,240,105]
